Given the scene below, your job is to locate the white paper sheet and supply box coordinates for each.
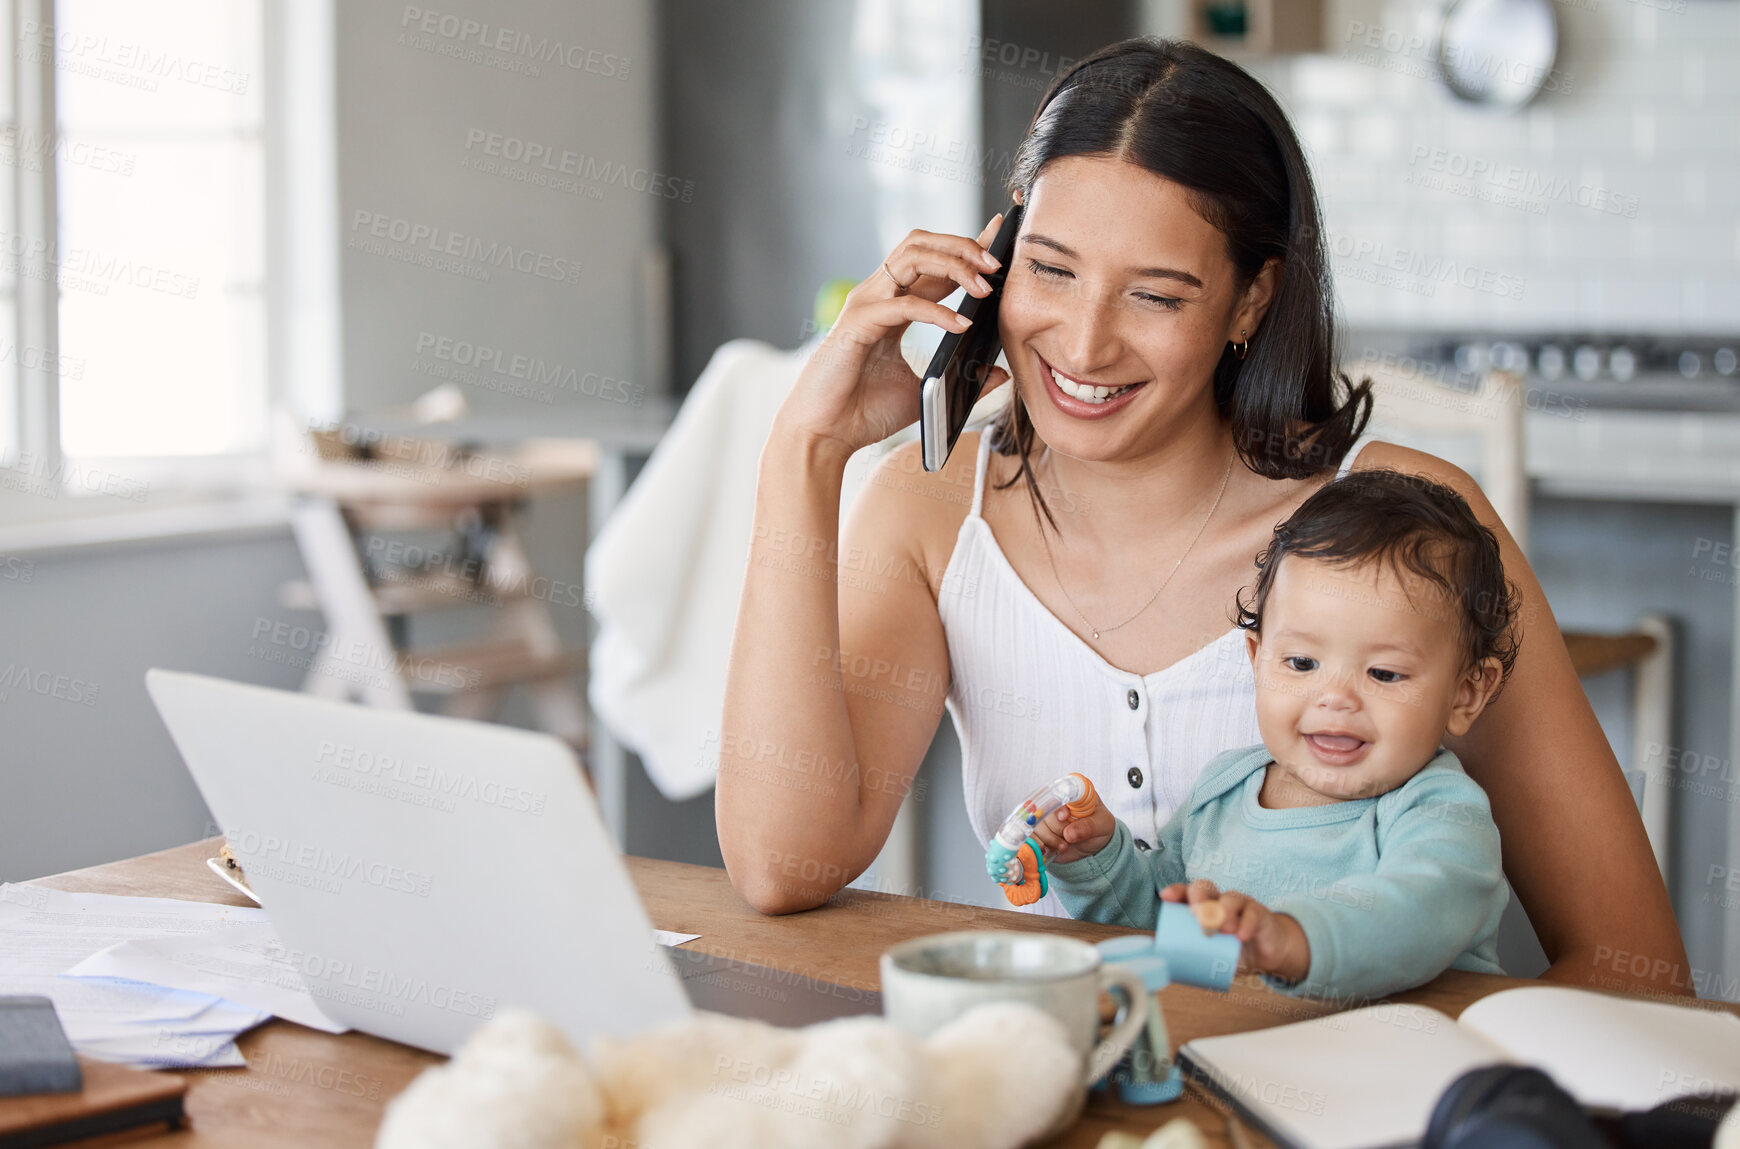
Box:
[1460,986,1740,1110]
[4,882,700,1063]
[0,885,274,1068]
[1182,1004,1509,1149]
[74,1030,251,1069]
[70,923,346,1034]
[70,922,701,1036]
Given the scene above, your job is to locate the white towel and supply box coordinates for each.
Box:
[586,335,1004,800]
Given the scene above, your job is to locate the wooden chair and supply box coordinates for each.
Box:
[1357,359,1675,876]
[273,420,598,756]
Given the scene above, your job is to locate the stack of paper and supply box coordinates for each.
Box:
[1,882,704,1071]
[70,922,348,1034]
[0,885,294,1068]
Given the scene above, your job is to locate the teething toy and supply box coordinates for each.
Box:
[985,773,1100,907]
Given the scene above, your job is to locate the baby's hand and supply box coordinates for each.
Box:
[1159,880,1311,985]
[1029,800,1117,865]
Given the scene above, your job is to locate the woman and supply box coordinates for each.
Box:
[716,38,1686,992]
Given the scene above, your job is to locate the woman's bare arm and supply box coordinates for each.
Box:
[716,434,962,913]
[716,218,1011,913]
[1361,443,1690,994]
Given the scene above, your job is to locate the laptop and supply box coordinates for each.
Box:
[145,669,877,1056]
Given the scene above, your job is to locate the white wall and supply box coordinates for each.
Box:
[1227,0,1740,332]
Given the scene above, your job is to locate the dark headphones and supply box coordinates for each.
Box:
[1426,1066,1739,1149]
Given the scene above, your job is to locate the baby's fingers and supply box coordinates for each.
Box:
[1159,883,1190,903]
[1184,879,1221,906]
[1219,892,1266,941]
[1028,821,1066,854]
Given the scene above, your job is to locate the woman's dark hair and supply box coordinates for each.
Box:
[1235,469,1522,691]
[988,37,1371,529]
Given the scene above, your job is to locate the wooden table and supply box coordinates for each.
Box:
[27,839,1737,1148]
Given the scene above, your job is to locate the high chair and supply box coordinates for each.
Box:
[273,418,598,757]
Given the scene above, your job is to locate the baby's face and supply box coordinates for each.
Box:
[1246,554,1495,804]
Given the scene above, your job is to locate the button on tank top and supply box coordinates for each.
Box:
[936,427,1370,916]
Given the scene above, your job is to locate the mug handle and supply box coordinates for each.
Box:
[1083,964,1153,1087]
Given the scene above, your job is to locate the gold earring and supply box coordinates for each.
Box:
[1232,329,1249,360]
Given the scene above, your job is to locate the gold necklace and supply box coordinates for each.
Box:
[1038,449,1235,641]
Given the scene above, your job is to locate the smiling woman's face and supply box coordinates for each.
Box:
[999,153,1269,462]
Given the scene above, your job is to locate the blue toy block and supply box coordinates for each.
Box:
[1153,902,1240,991]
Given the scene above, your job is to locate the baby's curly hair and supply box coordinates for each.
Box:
[1235,469,1522,692]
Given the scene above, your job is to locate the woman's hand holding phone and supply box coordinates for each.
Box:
[775,215,1013,466]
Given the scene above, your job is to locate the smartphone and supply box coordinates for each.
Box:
[920,204,1022,472]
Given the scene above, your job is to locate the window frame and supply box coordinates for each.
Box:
[0,0,334,531]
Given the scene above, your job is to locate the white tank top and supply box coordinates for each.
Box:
[937,428,1371,916]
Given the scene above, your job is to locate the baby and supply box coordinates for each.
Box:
[1037,469,1520,1000]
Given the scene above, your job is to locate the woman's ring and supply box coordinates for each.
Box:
[879,260,908,294]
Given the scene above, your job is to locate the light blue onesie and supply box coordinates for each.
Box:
[1046,744,1508,1000]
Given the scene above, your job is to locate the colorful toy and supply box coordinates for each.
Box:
[984,773,1101,906]
[1094,936,1185,1104]
[1151,901,1241,991]
[983,775,1248,1105]
[1093,907,1242,1106]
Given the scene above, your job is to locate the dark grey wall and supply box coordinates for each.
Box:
[1529,496,1735,984]
[0,481,603,885]
[977,1,1137,221]
[335,0,660,414]
[658,0,884,394]
[0,533,310,881]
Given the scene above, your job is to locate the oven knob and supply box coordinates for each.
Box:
[1491,342,1528,373]
[1537,344,1566,380]
[1454,343,1488,375]
[1608,346,1636,382]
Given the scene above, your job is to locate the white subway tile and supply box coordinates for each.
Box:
[1680,279,1709,327]
[1289,0,1738,334]
[1293,56,1377,105]
[1348,113,1402,155]
[1439,113,1529,154]
[1526,105,1555,154]
[1681,52,1706,106]
[1634,108,1657,159]
[1705,279,1740,324]
[1653,224,1735,265]
[1656,112,1735,153]
[1634,5,1660,49]
[1296,111,1345,158]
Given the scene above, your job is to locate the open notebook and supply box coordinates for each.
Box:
[1179,986,1740,1149]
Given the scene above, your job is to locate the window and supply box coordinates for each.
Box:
[55,0,264,459]
[0,0,267,511]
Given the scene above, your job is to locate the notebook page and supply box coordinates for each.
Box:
[1182,1004,1511,1149]
[1459,986,1740,1111]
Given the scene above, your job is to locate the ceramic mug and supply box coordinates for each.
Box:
[879,931,1151,1129]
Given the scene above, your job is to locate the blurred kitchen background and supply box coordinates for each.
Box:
[1,0,1737,999]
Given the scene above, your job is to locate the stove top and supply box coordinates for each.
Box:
[1345,332,1740,413]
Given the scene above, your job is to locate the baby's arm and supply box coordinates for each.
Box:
[1043,800,1187,929]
